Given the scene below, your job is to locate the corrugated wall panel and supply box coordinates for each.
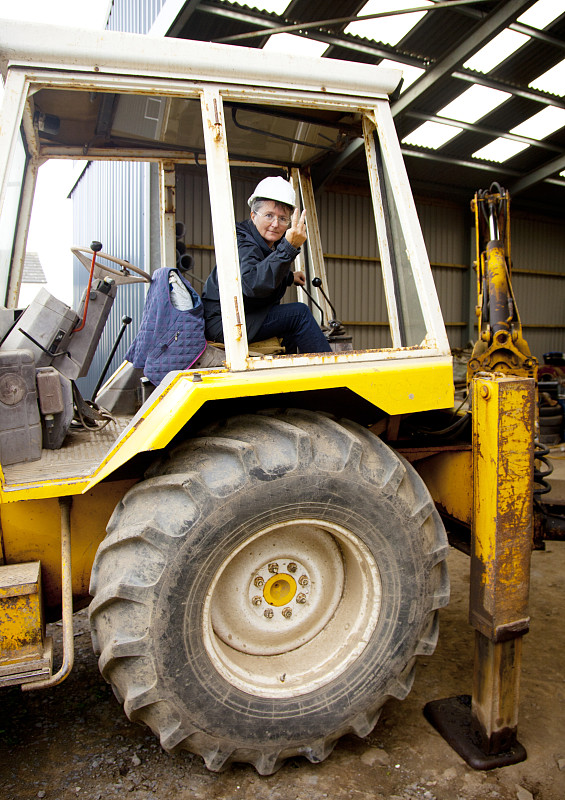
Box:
[72,160,148,397]
[318,191,471,351]
[319,190,390,351]
[509,214,565,362]
[175,168,215,289]
[416,200,470,351]
[107,0,166,33]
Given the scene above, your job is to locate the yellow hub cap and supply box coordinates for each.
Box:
[263,573,297,606]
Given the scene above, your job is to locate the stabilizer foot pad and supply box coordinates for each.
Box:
[423,695,527,771]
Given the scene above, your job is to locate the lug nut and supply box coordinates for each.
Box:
[298,575,309,586]
[268,562,279,574]
[287,562,297,573]
[264,608,274,619]
[296,593,306,604]
[252,596,262,606]
[254,576,264,588]
[282,607,292,619]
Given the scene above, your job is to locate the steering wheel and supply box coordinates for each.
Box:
[71,245,151,285]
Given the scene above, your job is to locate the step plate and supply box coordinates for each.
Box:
[0,636,53,687]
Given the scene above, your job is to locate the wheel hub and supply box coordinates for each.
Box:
[211,526,344,656]
[204,519,382,698]
[250,560,310,617]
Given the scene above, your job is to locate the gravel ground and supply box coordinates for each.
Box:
[1,545,564,800]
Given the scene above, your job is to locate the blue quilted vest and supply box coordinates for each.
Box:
[126,267,206,385]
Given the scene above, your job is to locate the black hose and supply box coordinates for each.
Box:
[534,439,553,497]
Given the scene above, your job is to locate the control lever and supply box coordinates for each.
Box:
[299,285,326,329]
[311,277,346,336]
[311,277,337,320]
[91,315,132,402]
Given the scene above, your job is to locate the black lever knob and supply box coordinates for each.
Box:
[90,241,103,252]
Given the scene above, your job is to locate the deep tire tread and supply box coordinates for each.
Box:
[89,409,449,774]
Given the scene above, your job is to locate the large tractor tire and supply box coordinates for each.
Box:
[89,409,449,774]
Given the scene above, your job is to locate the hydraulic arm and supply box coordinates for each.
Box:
[467,184,537,384]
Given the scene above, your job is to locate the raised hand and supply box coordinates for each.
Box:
[285,209,307,248]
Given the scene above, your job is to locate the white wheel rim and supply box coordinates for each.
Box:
[202,519,381,698]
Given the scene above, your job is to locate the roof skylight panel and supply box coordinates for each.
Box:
[529,59,565,96]
[230,1,290,13]
[463,29,530,74]
[510,106,565,139]
[517,0,564,30]
[436,86,512,124]
[402,121,463,150]
[472,139,530,163]
[345,0,431,47]
[262,33,328,58]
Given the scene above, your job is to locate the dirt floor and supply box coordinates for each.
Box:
[1,542,564,800]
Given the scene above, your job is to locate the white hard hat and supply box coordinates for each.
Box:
[247,176,296,208]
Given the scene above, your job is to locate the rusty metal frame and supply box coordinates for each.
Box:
[425,373,534,769]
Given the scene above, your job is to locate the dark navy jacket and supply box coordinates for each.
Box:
[126,267,206,385]
[202,218,299,342]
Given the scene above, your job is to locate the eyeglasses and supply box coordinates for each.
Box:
[254,211,291,227]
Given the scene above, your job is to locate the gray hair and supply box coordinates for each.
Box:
[251,197,293,216]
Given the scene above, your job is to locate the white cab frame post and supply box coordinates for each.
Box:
[200,87,248,371]
[159,161,177,271]
[7,158,40,308]
[370,102,450,354]
[363,112,402,349]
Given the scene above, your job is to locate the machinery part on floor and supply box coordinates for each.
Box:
[537,399,563,445]
[467,185,537,385]
[23,496,74,691]
[425,374,534,769]
[89,409,449,775]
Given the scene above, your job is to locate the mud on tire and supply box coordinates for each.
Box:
[89,409,449,774]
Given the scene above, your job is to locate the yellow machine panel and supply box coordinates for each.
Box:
[0,561,52,686]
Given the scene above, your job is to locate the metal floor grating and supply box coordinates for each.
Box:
[2,417,131,486]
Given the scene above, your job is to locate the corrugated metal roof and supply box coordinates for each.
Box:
[162,0,565,216]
